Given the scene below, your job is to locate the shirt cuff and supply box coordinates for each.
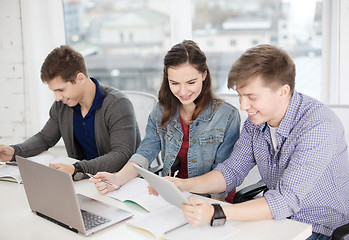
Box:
[128,154,149,170]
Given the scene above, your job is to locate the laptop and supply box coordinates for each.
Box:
[16,156,133,236]
[133,164,190,208]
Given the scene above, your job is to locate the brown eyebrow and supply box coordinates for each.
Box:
[53,88,64,92]
[169,78,198,84]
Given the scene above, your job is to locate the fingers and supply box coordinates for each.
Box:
[0,145,15,162]
[95,181,110,194]
[188,198,203,205]
[182,198,212,227]
[147,185,159,196]
[88,172,115,194]
[89,178,109,194]
[88,176,100,184]
[165,177,187,192]
[49,163,59,169]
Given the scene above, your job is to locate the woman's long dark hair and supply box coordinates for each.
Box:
[158,40,215,126]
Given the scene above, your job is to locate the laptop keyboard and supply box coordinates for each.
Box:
[81,209,110,230]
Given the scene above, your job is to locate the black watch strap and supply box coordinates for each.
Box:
[210,203,226,226]
[72,163,84,181]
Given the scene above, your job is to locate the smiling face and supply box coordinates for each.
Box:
[47,74,84,107]
[237,75,291,127]
[167,63,206,107]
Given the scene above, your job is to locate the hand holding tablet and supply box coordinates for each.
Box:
[133,165,190,208]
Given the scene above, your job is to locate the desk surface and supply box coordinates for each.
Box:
[0,179,312,240]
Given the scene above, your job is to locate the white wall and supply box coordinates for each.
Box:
[338,0,349,104]
[322,0,349,104]
[0,0,26,144]
[0,0,65,144]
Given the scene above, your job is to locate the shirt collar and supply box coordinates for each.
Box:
[73,77,105,112]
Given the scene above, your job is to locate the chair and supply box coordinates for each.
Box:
[216,93,248,130]
[122,91,163,173]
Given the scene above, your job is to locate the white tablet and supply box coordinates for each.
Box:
[133,165,190,208]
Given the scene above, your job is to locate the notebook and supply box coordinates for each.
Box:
[133,164,190,208]
[16,156,133,236]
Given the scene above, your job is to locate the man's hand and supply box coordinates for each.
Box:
[147,176,188,196]
[0,145,15,162]
[49,163,75,175]
[182,198,214,227]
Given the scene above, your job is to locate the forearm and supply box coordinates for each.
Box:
[186,170,227,194]
[11,133,54,157]
[114,161,141,186]
[223,197,273,221]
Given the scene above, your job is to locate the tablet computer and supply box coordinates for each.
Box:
[133,165,189,208]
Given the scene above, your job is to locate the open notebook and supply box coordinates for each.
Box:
[0,153,77,183]
[125,165,239,239]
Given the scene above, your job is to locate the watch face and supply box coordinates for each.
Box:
[73,172,84,181]
[212,217,226,227]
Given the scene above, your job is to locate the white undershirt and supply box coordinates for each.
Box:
[268,124,278,151]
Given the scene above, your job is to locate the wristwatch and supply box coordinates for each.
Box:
[210,203,226,226]
[72,163,84,181]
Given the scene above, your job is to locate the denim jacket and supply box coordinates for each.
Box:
[129,99,240,178]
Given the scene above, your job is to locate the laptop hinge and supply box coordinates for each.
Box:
[36,211,78,233]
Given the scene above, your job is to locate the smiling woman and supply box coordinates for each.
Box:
[88,40,241,202]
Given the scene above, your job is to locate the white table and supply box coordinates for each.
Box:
[0,180,312,240]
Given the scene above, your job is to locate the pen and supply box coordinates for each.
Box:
[164,222,188,234]
[5,161,18,166]
[85,173,121,190]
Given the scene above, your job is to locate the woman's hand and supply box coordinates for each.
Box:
[88,172,120,194]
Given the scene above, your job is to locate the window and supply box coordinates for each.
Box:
[191,0,323,100]
[63,0,170,96]
[230,39,236,46]
[63,0,323,100]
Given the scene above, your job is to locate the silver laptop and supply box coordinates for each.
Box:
[133,164,190,208]
[16,156,133,236]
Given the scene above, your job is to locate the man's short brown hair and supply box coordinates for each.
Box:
[40,45,88,83]
[228,44,295,93]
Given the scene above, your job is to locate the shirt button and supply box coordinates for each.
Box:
[82,122,86,126]
[273,163,277,167]
[192,139,196,143]
[195,122,199,126]
[85,132,88,136]
[191,159,196,163]
[271,186,275,190]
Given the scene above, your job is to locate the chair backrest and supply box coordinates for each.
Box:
[216,93,247,129]
[122,90,158,139]
[122,91,163,172]
[328,104,349,146]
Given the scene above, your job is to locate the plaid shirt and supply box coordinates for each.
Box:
[216,91,349,236]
